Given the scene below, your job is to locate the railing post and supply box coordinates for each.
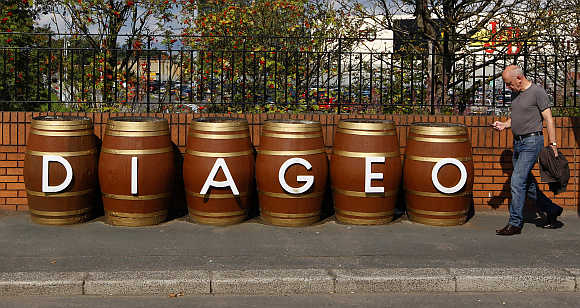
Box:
[337,38,342,113]
[523,41,528,74]
[48,33,52,112]
[430,41,435,115]
[147,36,151,113]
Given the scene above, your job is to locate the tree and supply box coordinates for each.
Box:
[41,0,179,50]
[35,0,180,109]
[180,0,365,113]
[532,0,580,111]
[338,0,570,111]
[0,0,53,110]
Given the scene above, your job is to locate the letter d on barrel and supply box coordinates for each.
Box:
[24,116,99,225]
[42,155,73,193]
[256,120,328,227]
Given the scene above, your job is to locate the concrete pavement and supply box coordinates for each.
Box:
[0,210,578,296]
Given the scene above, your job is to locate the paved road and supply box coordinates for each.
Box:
[1,211,578,273]
[1,293,580,308]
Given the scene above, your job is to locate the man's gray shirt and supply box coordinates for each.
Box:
[510,83,551,136]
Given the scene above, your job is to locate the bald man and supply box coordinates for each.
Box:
[491,65,563,235]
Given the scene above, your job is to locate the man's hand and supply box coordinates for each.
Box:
[550,144,559,157]
[491,121,508,131]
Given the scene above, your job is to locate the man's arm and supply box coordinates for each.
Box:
[541,108,558,157]
[492,118,511,131]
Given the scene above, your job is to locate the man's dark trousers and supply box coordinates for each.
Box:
[509,134,562,227]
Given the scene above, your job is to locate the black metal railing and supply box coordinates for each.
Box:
[1,33,579,115]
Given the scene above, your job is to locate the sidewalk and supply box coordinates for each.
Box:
[0,210,578,296]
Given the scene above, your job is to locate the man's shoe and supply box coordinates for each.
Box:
[543,207,564,229]
[496,224,510,234]
[496,224,521,236]
[542,221,563,229]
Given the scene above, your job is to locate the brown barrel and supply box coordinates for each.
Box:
[23,116,99,225]
[403,123,474,226]
[98,117,175,226]
[255,120,328,226]
[183,117,254,225]
[331,119,402,225]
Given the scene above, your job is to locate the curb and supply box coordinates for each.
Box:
[84,271,211,296]
[0,268,578,296]
[0,272,85,296]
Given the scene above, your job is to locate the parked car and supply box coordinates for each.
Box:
[147,80,162,93]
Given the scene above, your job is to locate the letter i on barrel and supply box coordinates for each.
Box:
[256,120,328,227]
[24,116,100,225]
[331,119,402,225]
[404,123,474,226]
[98,117,176,226]
[183,118,254,225]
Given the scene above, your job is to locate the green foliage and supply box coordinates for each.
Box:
[179,0,367,113]
[0,1,53,110]
[552,107,580,117]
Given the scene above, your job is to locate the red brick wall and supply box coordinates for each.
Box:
[1,112,578,212]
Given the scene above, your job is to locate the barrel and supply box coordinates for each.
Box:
[331,119,401,225]
[255,120,328,226]
[98,117,175,226]
[24,116,99,225]
[183,118,254,225]
[403,123,474,226]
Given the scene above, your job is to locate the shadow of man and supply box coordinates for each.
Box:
[487,149,513,209]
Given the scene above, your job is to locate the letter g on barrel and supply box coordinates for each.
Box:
[278,158,314,194]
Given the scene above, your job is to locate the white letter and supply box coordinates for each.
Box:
[278,158,314,194]
[42,155,73,193]
[365,156,385,193]
[200,158,240,195]
[131,156,138,195]
[431,158,468,194]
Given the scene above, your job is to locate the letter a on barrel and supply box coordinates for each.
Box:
[183,118,254,226]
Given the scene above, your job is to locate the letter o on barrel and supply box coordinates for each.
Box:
[403,123,474,226]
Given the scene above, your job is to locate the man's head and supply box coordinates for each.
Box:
[502,65,529,92]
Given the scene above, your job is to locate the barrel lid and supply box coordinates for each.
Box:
[410,122,467,136]
[338,119,394,131]
[31,116,93,130]
[191,117,248,132]
[411,122,467,136]
[263,120,321,132]
[107,117,168,132]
